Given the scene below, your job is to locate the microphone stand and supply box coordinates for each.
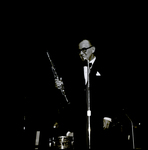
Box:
[86,60,91,149]
[125,113,135,149]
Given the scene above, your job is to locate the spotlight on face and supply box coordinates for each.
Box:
[78,40,95,61]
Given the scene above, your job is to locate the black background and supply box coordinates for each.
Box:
[17,16,144,121]
[7,5,145,149]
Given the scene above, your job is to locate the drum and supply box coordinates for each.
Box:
[57,136,70,149]
[50,136,74,149]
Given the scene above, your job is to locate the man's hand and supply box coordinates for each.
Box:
[103,117,112,129]
[55,78,63,89]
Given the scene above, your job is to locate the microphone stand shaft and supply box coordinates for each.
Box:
[86,61,91,149]
[125,114,135,149]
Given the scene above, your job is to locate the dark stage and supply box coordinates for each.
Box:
[10,11,145,149]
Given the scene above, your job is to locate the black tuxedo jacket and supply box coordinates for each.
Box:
[61,57,113,148]
[58,56,124,149]
[85,57,126,149]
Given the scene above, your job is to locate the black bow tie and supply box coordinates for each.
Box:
[89,63,92,68]
[82,61,92,68]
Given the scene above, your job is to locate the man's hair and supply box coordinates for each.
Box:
[78,38,95,48]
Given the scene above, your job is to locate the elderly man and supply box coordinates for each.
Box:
[55,39,114,149]
[78,40,113,148]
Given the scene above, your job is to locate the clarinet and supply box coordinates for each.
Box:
[46,51,70,104]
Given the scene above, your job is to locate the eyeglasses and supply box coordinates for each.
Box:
[79,46,92,53]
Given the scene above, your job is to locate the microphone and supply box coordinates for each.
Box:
[79,53,85,61]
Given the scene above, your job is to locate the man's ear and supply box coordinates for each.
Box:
[91,46,95,53]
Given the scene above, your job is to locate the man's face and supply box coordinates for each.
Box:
[79,47,94,61]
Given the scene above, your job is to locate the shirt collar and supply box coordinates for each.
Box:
[89,56,96,65]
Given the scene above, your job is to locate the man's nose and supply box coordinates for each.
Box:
[81,50,86,55]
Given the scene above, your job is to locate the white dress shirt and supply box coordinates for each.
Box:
[83,57,96,85]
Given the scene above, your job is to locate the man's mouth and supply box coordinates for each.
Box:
[79,54,85,61]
